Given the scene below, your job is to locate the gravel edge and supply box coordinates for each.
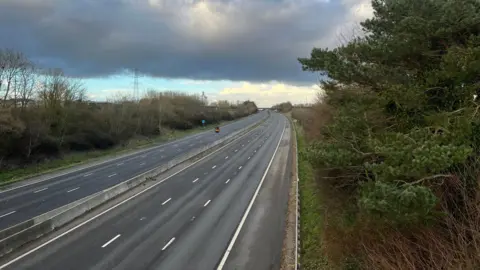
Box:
[280,116,299,270]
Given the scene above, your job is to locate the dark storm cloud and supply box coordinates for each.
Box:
[0,0,352,83]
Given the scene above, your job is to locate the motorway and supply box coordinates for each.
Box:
[0,112,290,270]
[0,112,266,231]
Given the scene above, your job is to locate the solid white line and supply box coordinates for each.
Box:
[217,119,285,270]
[212,165,216,169]
[193,178,199,183]
[0,211,16,218]
[33,188,48,193]
[108,173,117,178]
[162,237,175,251]
[101,234,121,248]
[225,179,230,184]
[162,198,172,205]
[0,117,266,270]
[67,187,79,193]
[83,173,92,177]
[238,166,242,170]
[204,200,211,207]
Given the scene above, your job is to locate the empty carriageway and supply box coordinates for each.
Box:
[0,112,267,231]
[0,113,288,270]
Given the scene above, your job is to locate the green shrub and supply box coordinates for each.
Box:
[358,181,437,225]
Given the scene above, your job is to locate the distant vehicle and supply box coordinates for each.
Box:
[215,126,220,133]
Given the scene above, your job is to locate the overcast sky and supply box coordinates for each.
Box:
[0,0,373,106]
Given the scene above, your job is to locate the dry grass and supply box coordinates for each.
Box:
[359,195,480,270]
[358,165,480,270]
[310,161,480,270]
[356,158,480,270]
[292,102,333,142]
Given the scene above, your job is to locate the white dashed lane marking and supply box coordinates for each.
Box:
[0,211,16,219]
[102,234,121,248]
[162,238,175,251]
[67,187,79,193]
[162,198,172,205]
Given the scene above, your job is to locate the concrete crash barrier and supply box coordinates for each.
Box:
[0,114,269,257]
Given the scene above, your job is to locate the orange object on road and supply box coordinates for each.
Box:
[215,127,220,133]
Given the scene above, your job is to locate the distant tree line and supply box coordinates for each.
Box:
[0,49,257,169]
[271,101,293,112]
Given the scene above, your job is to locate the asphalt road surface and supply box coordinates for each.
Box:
[0,112,266,231]
[0,112,290,270]
[221,117,292,270]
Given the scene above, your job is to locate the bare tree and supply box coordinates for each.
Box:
[17,60,37,109]
[38,68,85,108]
[0,49,30,107]
[36,68,86,146]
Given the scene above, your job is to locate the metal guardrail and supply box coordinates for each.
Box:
[293,121,301,270]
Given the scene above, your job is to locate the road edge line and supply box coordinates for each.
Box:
[216,116,286,270]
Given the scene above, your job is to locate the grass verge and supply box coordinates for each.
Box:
[0,119,239,186]
[294,120,328,269]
